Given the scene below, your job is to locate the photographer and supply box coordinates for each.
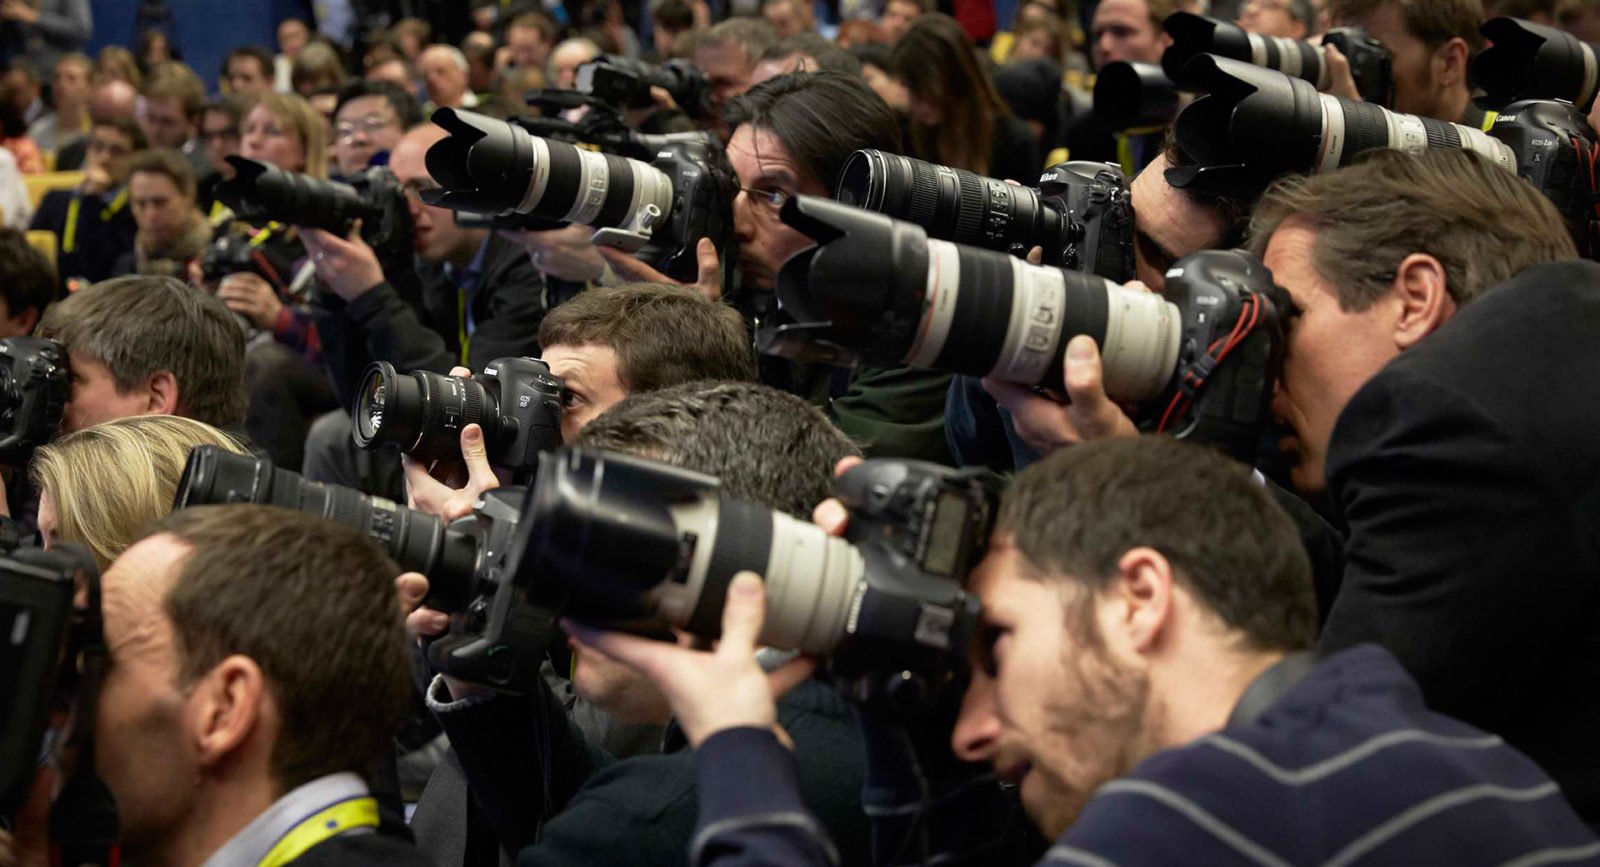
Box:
[3,505,429,866]
[113,147,211,279]
[601,71,958,464]
[1245,148,1600,824]
[1323,0,1486,125]
[406,381,871,867]
[580,437,1599,865]
[331,79,421,178]
[36,274,246,434]
[29,115,144,291]
[692,17,777,138]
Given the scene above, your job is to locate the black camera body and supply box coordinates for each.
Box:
[0,548,82,814]
[576,55,712,120]
[0,337,68,463]
[214,157,415,269]
[353,357,564,477]
[1039,162,1137,280]
[1322,27,1395,106]
[1490,99,1600,254]
[1161,12,1394,105]
[199,230,268,284]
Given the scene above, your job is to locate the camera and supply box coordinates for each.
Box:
[175,446,998,710]
[0,337,68,463]
[1474,17,1600,112]
[1166,55,1600,253]
[575,55,711,120]
[763,195,1282,463]
[212,156,415,267]
[1094,61,1183,131]
[350,357,564,477]
[836,150,1136,281]
[422,107,734,283]
[1162,12,1394,106]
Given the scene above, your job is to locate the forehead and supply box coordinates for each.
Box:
[1336,2,1420,48]
[1130,154,1227,257]
[727,125,798,181]
[389,128,445,180]
[1094,0,1151,25]
[542,342,620,381]
[130,171,180,194]
[337,95,392,121]
[102,535,187,642]
[1260,218,1328,298]
[970,537,1054,614]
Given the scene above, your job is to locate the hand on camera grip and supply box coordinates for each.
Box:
[596,237,721,301]
[982,334,1139,455]
[402,381,501,522]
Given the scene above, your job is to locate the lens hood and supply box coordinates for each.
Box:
[423,108,538,215]
[1162,12,1256,85]
[1476,17,1599,112]
[1094,61,1183,130]
[1166,55,1325,197]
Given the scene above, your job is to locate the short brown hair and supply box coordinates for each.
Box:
[147,505,410,790]
[999,436,1317,653]
[508,10,558,39]
[141,62,206,118]
[93,114,149,152]
[1247,149,1576,311]
[537,283,756,392]
[37,276,247,427]
[1328,0,1485,52]
[128,147,197,199]
[700,16,779,62]
[290,41,349,96]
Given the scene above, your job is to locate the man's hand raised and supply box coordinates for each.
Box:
[596,237,721,301]
[981,335,1139,455]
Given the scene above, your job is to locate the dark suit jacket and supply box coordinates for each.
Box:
[1318,259,1600,824]
[28,187,135,289]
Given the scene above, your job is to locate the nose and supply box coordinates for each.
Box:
[732,191,757,244]
[951,669,1003,763]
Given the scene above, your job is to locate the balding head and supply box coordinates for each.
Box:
[92,79,138,122]
[419,45,470,108]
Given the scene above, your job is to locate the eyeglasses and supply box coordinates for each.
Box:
[401,177,442,200]
[335,114,399,142]
[739,186,790,214]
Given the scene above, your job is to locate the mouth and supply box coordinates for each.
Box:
[995,757,1032,786]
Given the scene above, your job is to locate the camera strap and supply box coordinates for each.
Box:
[61,188,128,255]
[1227,651,1317,728]
[255,796,380,867]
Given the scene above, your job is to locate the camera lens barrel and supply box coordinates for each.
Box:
[215,157,381,235]
[176,446,480,610]
[1162,12,1328,90]
[837,149,1072,262]
[352,362,497,462]
[1476,17,1600,112]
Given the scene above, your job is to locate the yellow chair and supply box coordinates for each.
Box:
[24,170,84,211]
[25,229,57,275]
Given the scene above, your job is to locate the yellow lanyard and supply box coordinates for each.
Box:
[61,187,128,255]
[456,288,469,367]
[256,796,380,867]
[1114,126,1167,178]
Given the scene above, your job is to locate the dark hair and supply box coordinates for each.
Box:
[762,33,864,76]
[0,228,56,323]
[1328,0,1485,52]
[332,78,422,129]
[893,13,1010,173]
[998,437,1317,653]
[701,16,779,63]
[222,45,274,83]
[1160,131,1254,247]
[93,114,149,152]
[726,70,901,193]
[507,10,559,39]
[128,147,198,199]
[654,0,697,30]
[142,61,206,118]
[537,283,757,392]
[574,381,859,518]
[37,276,246,427]
[202,92,249,128]
[850,42,893,71]
[1247,148,1575,311]
[147,505,410,790]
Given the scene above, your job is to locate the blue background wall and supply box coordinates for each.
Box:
[86,0,313,93]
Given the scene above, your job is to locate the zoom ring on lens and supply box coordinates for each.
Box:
[903,159,941,229]
[953,174,987,246]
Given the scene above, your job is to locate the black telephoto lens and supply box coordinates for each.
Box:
[1094,61,1182,130]
[174,445,480,611]
[214,156,384,234]
[836,149,1076,265]
[1162,12,1328,91]
[1476,17,1600,112]
[352,362,497,463]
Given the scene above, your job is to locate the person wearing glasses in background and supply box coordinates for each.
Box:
[1237,0,1315,39]
[329,80,420,178]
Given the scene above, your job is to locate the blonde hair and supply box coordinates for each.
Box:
[252,92,329,179]
[31,415,250,569]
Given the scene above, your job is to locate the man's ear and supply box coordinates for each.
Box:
[1391,252,1455,350]
[1436,36,1470,90]
[10,305,39,336]
[144,369,181,416]
[1108,546,1177,655]
[188,655,268,770]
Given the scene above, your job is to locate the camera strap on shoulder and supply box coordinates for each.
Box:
[61,188,129,255]
[255,796,380,867]
[1227,651,1318,728]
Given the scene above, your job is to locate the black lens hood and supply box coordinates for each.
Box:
[1167,55,1324,198]
[1476,17,1599,112]
[423,108,537,215]
[1095,61,1182,130]
[1162,13,1256,86]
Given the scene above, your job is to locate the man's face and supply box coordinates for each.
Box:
[225,57,272,97]
[694,41,756,126]
[1127,153,1230,292]
[94,535,198,856]
[1014,28,1060,61]
[880,0,922,42]
[130,171,189,248]
[63,351,154,432]
[3,69,36,110]
[390,127,479,264]
[85,127,136,185]
[543,342,628,444]
[278,20,310,57]
[200,109,240,176]
[953,538,1151,839]
[727,124,830,289]
[366,60,414,92]
[1091,0,1168,68]
[570,639,674,723]
[764,0,808,36]
[52,60,92,110]
[1336,2,1451,119]
[507,24,552,70]
[136,95,195,149]
[1262,218,1403,491]
[1237,0,1307,38]
[333,95,403,176]
[420,52,467,108]
[549,43,599,91]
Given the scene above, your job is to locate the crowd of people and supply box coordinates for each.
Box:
[0,0,1598,865]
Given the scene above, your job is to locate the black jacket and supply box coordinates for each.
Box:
[1317,259,1600,825]
[312,231,547,405]
[29,187,135,289]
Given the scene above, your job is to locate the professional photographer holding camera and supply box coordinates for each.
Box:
[1,505,428,866]
[1245,147,1600,824]
[1323,0,1488,124]
[600,71,959,464]
[578,437,1598,865]
[403,381,872,867]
